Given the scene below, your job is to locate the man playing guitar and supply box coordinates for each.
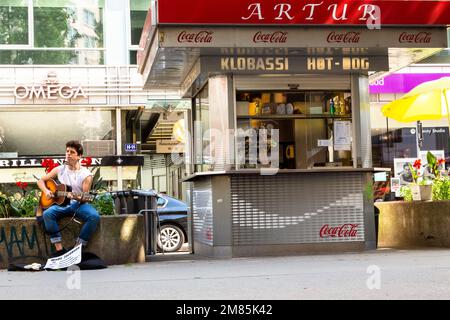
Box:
[37,140,100,257]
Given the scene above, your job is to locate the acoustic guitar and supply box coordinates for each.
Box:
[36,179,95,217]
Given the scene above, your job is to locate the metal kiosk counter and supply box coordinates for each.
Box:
[183,168,378,258]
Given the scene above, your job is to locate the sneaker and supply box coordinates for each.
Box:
[50,248,68,258]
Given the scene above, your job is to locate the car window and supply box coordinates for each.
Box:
[157,197,167,208]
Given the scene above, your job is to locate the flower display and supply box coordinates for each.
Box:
[81,157,92,167]
[400,151,450,201]
[41,158,58,173]
[408,159,422,184]
[15,181,28,190]
[426,151,445,179]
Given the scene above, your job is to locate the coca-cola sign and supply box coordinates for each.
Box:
[177,31,213,43]
[253,31,288,43]
[326,31,360,43]
[319,224,359,238]
[398,32,431,44]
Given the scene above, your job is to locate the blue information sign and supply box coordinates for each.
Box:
[124,143,137,152]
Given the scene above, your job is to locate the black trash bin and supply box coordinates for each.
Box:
[110,190,134,215]
[131,190,158,255]
[109,190,158,255]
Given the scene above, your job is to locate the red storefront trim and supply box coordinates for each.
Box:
[157,0,450,25]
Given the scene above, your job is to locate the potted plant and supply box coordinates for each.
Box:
[406,159,433,201]
[400,152,448,201]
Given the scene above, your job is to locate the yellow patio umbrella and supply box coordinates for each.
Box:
[381,76,450,156]
[382,76,450,124]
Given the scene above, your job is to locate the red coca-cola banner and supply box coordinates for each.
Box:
[319,224,359,238]
[158,0,450,25]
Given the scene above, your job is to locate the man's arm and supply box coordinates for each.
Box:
[37,167,59,200]
[79,175,93,202]
[82,175,93,192]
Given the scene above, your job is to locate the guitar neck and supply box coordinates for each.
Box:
[55,191,94,201]
[56,191,90,196]
[56,191,71,197]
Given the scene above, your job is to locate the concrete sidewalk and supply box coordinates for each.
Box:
[1,248,449,300]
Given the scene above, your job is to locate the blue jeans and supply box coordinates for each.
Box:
[43,200,100,246]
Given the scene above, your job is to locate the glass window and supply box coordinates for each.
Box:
[129,0,149,45]
[193,85,211,172]
[0,0,29,45]
[129,50,137,64]
[84,36,96,48]
[0,49,104,64]
[0,1,108,64]
[236,90,353,170]
[83,8,96,28]
[156,197,167,208]
[371,125,449,169]
[0,110,113,156]
[33,0,104,48]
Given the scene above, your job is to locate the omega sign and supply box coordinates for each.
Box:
[14,72,87,100]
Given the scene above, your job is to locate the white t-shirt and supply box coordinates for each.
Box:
[57,165,93,194]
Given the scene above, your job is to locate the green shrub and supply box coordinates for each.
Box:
[0,192,11,218]
[9,192,39,217]
[400,177,450,201]
[0,189,39,218]
[92,192,115,215]
[400,186,413,201]
[432,177,450,200]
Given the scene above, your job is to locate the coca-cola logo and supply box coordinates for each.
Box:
[326,31,360,43]
[253,31,288,43]
[319,224,359,238]
[177,31,213,43]
[398,32,431,44]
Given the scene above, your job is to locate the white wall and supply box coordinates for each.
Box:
[104,0,128,65]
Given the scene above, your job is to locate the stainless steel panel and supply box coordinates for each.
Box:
[231,173,366,245]
[352,74,372,168]
[193,177,214,245]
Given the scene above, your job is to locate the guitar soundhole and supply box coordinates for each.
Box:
[56,184,70,205]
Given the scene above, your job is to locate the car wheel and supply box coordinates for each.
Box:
[157,224,185,252]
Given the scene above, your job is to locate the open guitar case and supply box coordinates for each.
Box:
[7,251,107,271]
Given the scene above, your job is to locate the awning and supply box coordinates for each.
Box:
[138,0,450,93]
[139,26,447,93]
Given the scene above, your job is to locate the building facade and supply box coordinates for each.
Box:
[0,0,187,198]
